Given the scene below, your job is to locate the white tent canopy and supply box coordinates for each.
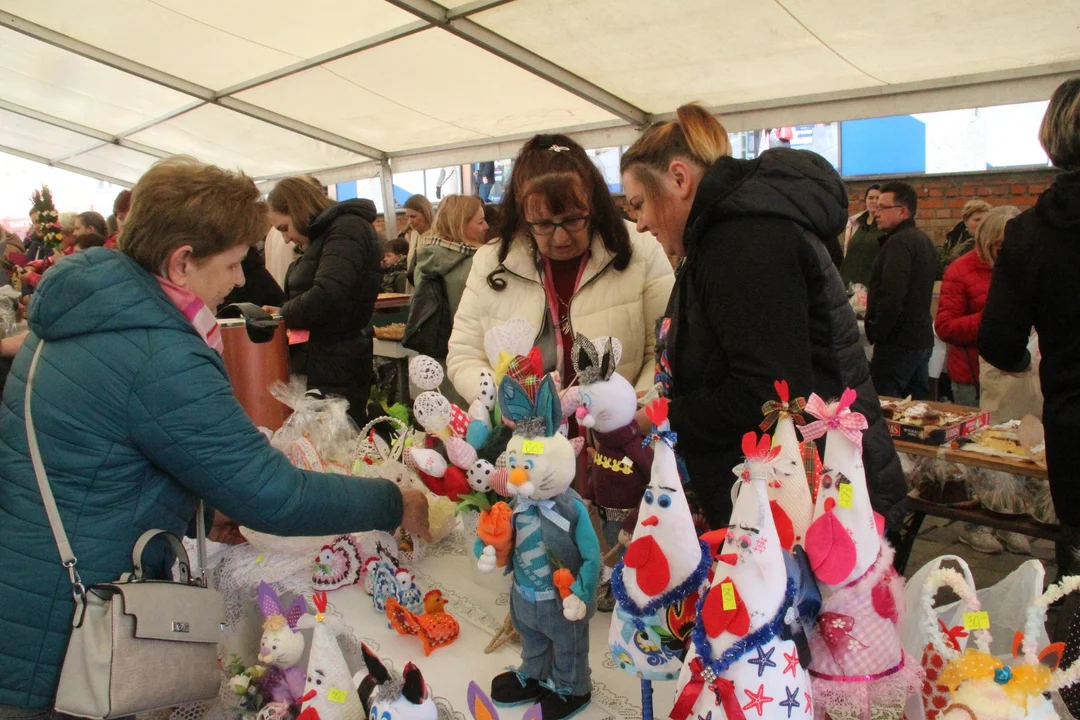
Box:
[2,0,1078,190]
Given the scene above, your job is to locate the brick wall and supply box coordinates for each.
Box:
[845,167,1059,245]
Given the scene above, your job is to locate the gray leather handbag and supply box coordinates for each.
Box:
[24,340,226,718]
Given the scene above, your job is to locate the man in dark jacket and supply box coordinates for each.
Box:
[865,182,938,400]
[663,149,907,529]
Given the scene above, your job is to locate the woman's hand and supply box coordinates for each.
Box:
[634,406,651,433]
[261,305,280,315]
[399,488,433,543]
[0,331,27,359]
[208,511,246,545]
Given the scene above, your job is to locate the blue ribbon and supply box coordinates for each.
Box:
[513,497,570,532]
[641,428,679,450]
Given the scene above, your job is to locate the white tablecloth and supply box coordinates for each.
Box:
[207,527,676,720]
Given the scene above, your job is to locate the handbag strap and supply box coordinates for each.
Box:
[23,339,210,594]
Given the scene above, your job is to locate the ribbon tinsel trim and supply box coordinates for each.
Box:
[610,539,711,620]
[691,577,798,677]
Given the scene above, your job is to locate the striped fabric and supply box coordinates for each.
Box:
[154,275,224,354]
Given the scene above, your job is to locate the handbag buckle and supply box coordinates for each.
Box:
[64,558,86,600]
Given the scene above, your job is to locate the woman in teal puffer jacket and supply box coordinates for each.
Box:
[0,157,431,715]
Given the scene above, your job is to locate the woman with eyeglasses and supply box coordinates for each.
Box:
[446,134,674,403]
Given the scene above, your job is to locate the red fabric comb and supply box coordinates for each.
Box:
[774,379,789,404]
[645,397,669,426]
[527,347,543,377]
[312,591,328,613]
[741,431,781,463]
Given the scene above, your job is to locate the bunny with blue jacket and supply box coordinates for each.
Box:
[473,353,600,720]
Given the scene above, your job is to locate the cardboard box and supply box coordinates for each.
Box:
[881,398,991,446]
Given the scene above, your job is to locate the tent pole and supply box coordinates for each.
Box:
[380,159,398,239]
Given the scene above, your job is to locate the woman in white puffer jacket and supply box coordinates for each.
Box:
[447,134,674,404]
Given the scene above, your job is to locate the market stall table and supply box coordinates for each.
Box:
[892,438,1077,575]
[206,527,673,720]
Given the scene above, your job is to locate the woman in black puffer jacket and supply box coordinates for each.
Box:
[619,104,906,531]
[267,178,381,425]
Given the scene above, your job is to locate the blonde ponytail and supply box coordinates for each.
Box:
[621,103,731,176]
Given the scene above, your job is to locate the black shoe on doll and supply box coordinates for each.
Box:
[490,671,545,707]
[539,691,591,720]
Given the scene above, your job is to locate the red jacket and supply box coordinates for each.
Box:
[935,250,992,385]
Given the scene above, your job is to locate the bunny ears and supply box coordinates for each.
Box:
[498,366,562,438]
[571,334,622,385]
[257,582,306,632]
[467,681,540,720]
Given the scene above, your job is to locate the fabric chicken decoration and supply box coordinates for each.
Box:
[312,535,366,591]
[296,592,365,720]
[802,389,922,720]
[672,432,814,720]
[608,398,709,681]
[759,380,814,549]
[386,589,460,656]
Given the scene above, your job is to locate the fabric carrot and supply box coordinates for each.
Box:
[553,568,575,600]
[477,501,514,567]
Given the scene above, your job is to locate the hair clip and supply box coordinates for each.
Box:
[549,145,570,153]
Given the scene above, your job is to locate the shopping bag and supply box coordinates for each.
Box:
[901,555,976,720]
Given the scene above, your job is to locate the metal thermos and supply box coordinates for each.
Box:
[216,303,291,431]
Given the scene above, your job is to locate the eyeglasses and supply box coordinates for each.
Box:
[527,215,589,237]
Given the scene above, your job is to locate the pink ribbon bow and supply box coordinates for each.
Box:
[800,389,868,451]
[817,611,868,666]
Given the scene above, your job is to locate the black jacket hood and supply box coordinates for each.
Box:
[308,198,378,238]
[685,148,849,253]
[1036,171,1080,231]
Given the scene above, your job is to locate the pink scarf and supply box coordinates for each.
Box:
[155,276,223,354]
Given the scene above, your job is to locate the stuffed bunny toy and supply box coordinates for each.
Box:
[464,681,540,720]
[565,334,652,554]
[473,359,598,720]
[256,582,308,707]
[356,644,456,720]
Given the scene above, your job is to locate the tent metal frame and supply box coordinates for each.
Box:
[2,5,1077,195]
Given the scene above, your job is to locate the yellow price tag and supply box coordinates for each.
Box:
[255,554,266,564]
[522,440,545,455]
[721,581,736,611]
[327,688,348,704]
[963,611,990,631]
[838,484,854,509]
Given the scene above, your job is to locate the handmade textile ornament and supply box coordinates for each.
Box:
[414,392,453,435]
[296,593,365,720]
[568,334,652,541]
[760,380,814,549]
[609,399,708,681]
[473,367,600,720]
[312,535,366,591]
[357,644,455,720]
[371,559,424,614]
[256,583,307,706]
[920,567,1070,720]
[466,682,541,720]
[409,356,444,392]
[672,431,813,720]
[386,589,460,656]
[804,389,922,719]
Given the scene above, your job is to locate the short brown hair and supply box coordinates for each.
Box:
[121,156,265,274]
[76,232,107,250]
[267,177,334,239]
[975,205,1020,266]
[112,189,132,217]
[961,199,992,222]
[1040,78,1080,171]
[431,195,483,246]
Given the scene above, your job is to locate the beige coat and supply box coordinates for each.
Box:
[447,224,674,404]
